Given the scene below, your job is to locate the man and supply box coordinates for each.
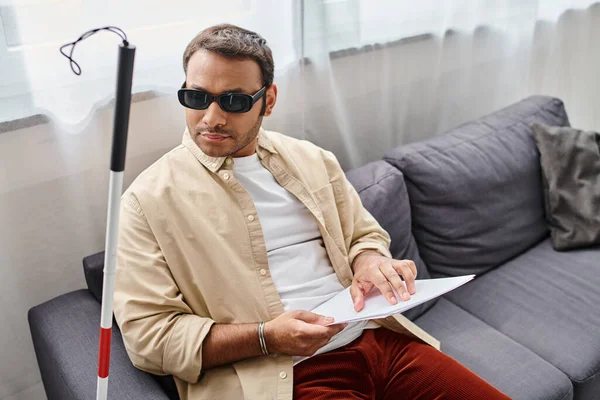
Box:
[114,24,509,400]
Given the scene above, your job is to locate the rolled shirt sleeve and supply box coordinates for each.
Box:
[113,194,215,384]
[344,178,393,267]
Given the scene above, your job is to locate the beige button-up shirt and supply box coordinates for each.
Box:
[114,128,439,400]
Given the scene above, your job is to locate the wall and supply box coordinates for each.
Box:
[0,95,183,400]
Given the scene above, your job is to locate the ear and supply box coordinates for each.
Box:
[263,84,277,117]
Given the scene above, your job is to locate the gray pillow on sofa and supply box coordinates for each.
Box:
[532,123,600,250]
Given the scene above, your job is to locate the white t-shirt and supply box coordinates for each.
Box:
[233,153,377,365]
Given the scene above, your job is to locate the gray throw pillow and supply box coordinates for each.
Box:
[532,123,600,250]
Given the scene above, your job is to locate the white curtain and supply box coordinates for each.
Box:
[298,0,600,168]
[1,0,599,161]
[1,1,599,399]
[0,0,299,127]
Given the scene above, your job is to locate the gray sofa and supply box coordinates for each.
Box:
[28,96,600,399]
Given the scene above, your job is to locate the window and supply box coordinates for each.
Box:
[0,0,297,126]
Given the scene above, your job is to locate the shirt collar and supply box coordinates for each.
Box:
[182,127,277,173]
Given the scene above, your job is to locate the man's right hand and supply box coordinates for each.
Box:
[264,310,347,356]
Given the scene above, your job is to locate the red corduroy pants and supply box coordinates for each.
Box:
[293,328,510,399]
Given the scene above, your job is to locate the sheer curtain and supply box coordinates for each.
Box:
[299,0,600,168]
[1,1,599,399]
[1,0,598,151]
[0,0,299,127]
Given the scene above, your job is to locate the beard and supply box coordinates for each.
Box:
[191,115,263,158]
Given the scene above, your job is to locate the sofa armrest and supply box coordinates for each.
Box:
[28,289,171,400]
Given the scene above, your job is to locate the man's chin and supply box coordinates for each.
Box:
[200,146,231,158]
[194,139,232,158]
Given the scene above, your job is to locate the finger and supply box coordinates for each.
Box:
[301,322,345,339]
[399,259,417,283]
[371,268,398,305]
[406,259,418,277]
[299,324,331,340]
[327,323,348,336]
[381,263,410,301]
[394,261,416,296]
[350,279,365,312]
[319,322,347,338]
[293,310,334,325]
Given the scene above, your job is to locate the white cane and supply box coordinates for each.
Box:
[60,26,135,400]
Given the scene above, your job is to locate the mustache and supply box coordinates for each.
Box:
[197,127,234,136]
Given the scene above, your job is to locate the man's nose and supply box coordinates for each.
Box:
[202,101,227,128]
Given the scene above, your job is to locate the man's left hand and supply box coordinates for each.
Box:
[350,252,417,312]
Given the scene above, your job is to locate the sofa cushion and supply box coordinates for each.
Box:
[445,239,600,399]
[346,160,435,320]
[28,290,174,400]
[384,96,570,277]
[415,298,573,400]
[345,161,427,272]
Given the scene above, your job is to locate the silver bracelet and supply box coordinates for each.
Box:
[258,322,269,355]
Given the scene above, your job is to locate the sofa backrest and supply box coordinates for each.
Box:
[346,160,436,320]
[384,96,570,277]
[83,251,104,303]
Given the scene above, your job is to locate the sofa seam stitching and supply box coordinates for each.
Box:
[355,171,399,194]
[558,384,574,400]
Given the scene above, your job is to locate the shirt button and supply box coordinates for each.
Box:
[247,214,255,221]
[222,173,230,180]
[279,371,287,379]
[225,158,232,165]
[259,269,267,276]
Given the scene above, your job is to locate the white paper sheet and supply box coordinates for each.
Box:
[311,275,476,325]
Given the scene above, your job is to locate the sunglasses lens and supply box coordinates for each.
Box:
[220,94,251,113]
[183,91,210,109]
[178,88,257,113]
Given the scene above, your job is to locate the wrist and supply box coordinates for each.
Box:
[352,250,382,273]
[258,322,269,355]
[262,321,276,354]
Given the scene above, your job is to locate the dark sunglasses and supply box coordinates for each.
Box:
[178,82,267,113]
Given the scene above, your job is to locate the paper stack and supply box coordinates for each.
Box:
[311,275,475,325]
